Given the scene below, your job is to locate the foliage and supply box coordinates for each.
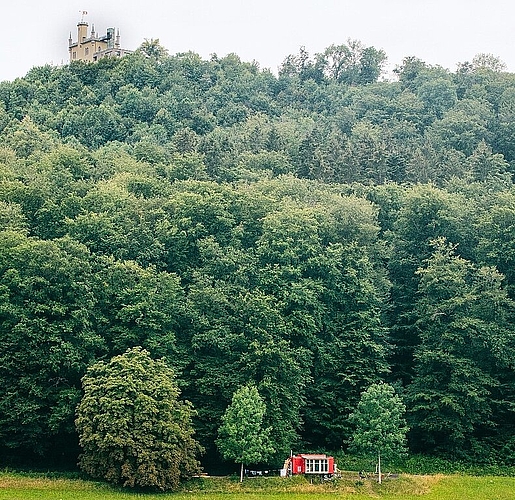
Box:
[76,347,202,491]
[0,234,100,460]
[407,238,515,454]
[1,37,515,472]
[349,383,409,470]
[216,385,274,480]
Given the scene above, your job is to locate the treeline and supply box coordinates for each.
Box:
[0,40,514,468]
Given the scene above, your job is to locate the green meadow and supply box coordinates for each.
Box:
[0,473,514,500]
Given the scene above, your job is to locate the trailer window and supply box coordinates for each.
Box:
[305,459,328,473]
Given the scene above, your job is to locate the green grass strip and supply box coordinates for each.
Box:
[0,472,515,499]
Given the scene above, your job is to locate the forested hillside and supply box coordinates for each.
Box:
[1,39,515,469]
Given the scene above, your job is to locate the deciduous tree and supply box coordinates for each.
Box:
[76,347,201,491]
[407,238,515,454]
[216,385,274,482]
[349,383,408,483]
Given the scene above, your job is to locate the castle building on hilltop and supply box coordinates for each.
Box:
[68,13,132,63]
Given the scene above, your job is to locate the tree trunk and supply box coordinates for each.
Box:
[378,451,382,484]
[240,462,244,482]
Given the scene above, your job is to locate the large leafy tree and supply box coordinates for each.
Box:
[320,40,386,85]
[349,383,408,483]
[477,191,515,298]
[186,276,305,462]
[92,258,186,365]
[407,238,515,454]
[0,233,100,461]
[303,241,390,446]
[216,385,274,482]
[251,185,390,448]
[76,347,202,491]
[387,185,475,385]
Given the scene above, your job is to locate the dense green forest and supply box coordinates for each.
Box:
[1,39,515,471]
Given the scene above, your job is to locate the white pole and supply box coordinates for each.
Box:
[378,451,382,484]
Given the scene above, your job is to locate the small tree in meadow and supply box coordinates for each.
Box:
[216,384,275,482]
[348,382,408,483]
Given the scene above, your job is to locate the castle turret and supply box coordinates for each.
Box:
[68,15,132,63]
[106,27,115,49]
[77,21,88,44]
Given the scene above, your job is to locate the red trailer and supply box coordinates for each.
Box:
[284,453,336,477]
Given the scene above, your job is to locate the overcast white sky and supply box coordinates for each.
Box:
[2,0,515,82]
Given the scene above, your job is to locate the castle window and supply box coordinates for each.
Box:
[85,47,89,55]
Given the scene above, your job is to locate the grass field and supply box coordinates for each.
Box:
[0,472,514,500]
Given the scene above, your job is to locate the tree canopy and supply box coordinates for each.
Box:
[76,347,201,491]
[0,39,515,473]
